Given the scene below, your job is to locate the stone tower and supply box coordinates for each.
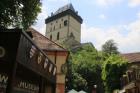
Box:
[45,4,83,48]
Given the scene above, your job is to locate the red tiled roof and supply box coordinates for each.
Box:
[27,28,67,51]
[121,52,140,63]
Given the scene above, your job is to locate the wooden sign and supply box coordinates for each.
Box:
[0,73,39,93]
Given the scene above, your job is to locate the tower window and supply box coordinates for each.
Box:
[61,18,63,21]
[56,21,57,23]
[50,35,52,40]
[53,26,55,30]
[57,32,60,40]
[64,20,68,26]
[60,24,61,28]
[50,27,52,32]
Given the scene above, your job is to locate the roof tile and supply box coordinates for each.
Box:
[27,28,67,51]
[121,52,140,63]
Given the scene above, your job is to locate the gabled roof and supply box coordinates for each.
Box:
[27,28,67,51]
[121,52,140,63]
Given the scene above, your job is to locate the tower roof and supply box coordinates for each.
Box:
[45,3,83,24]
[54,3,75,15]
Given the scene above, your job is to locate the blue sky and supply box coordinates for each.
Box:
[33,0,140,53]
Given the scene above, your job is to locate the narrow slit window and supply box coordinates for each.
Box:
[50,27,52,32]
[60,24,61,28]
[50,35,52,40]
[53,26,55,30]
[57,32,60,40]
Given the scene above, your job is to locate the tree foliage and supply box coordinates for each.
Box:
[70,44,104,93]
[102,39,119,56]
[72,72,87,91]
[66,42,128,93]
[102,55,128,93]
[0,0,41,29]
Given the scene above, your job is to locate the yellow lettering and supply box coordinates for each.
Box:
[18,81,24,88]
[0,74,8,83]
[18,81,39,91]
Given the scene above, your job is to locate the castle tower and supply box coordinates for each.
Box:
[45,4,83,48]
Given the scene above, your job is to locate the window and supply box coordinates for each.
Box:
[51,23,53,25]
[57,32,60,40]
[64,20,68,26]
[56,21,57,23]
[60,24,61,28]
[61,18,63,21]
[50,27,52,32]
[53,26,55,30]
[50,35,52,40]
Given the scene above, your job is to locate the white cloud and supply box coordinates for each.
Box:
[81,17,140,53]
[32,0,48,35]
[33,24,46,35]
[96,0,123,7]
[137,12,140,18]
[99,14,106,20]
[128,0,140,7]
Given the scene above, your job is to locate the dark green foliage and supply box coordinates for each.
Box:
[102,39,119,56]
[72,72,87,91]
[70,44,104,93]
[0,0,41,29]
[102,55,128,93]
[66,42,128,93]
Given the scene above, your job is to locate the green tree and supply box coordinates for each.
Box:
[0,0,41,29]
[102,39,119,56]
[102,54,128,93]
[70,44,104,93]
[72,72,87,91]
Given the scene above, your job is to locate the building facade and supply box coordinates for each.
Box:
[45,4,83,47]
[0,29,57,93]
[28,28,69,93]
